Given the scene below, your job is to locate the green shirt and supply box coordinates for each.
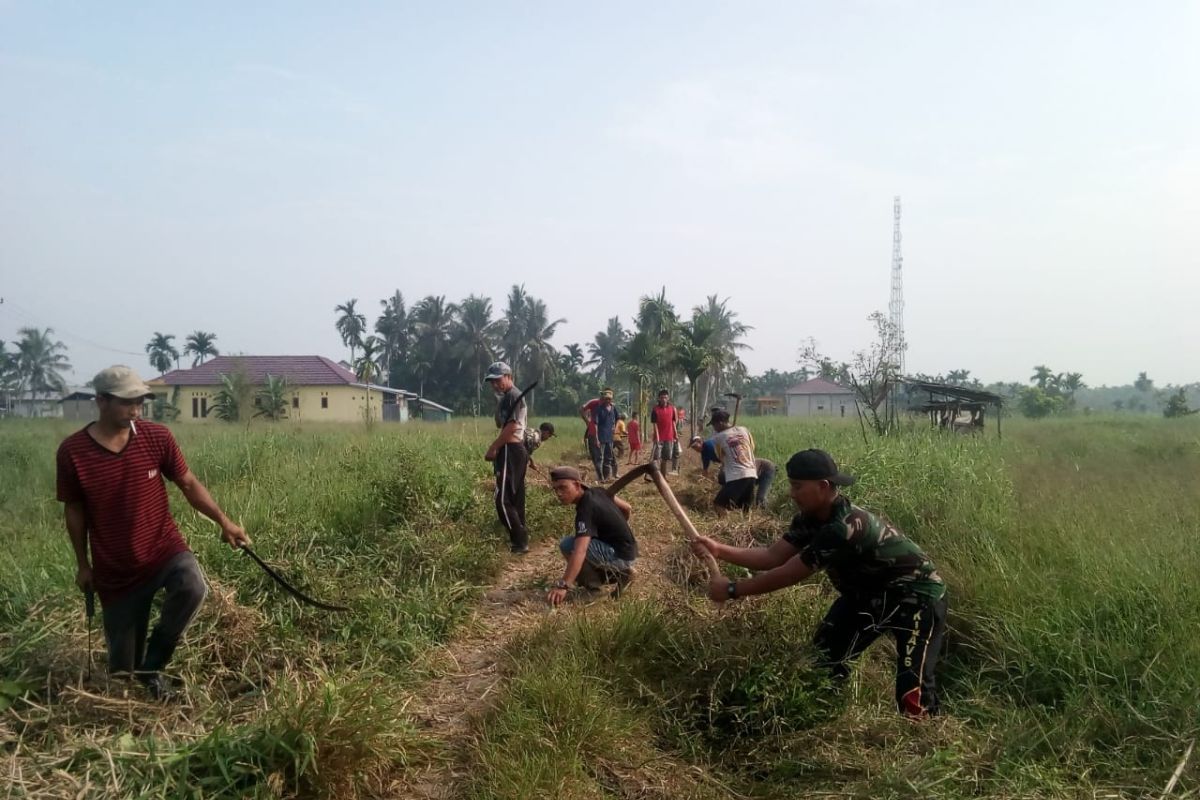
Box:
[782,495,946,601]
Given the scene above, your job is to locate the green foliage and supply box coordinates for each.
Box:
[145,331,179,375]
[1017,386,1066,418]
[184,330,219,367]
[210,371,252,422]
[1163,388,1197,418]
[252,374,290,421]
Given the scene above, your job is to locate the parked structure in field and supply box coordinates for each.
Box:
[902,378,1004,438]
[150,355,423,423]
[61,390,99,421]
[785,378,857,418]
[6,391,64,418]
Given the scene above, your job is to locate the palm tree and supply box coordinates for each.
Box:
[334,299,367,364]
[1031,365,1053,390]
[675,316,720,440]
[375,291,409,387]
[146,332,179,375]
[563,343,585,373]
[455,294,500,414]
[618,331,660,424]
[587,317,627,386]
[411,296,458,396]
[519,297,566,412]
[15,328,71,407]
[355,336,385,422]
[500,284,530,367]
[691,296,751,411]
[211,372,251,422]
[637,287,678,340]
[0,340,18,413]
[184,331,219,367]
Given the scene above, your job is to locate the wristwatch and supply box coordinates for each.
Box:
[727,580,738,600]
[554,579,570,590]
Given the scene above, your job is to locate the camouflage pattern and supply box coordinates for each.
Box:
[783,496,945,601]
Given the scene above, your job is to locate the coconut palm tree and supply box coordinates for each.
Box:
[335,299,367,363]
[519,297,565,412]
[146,332,179,375]
[184,331,219,367]
[12,328,71,414]
[500,284,530,367]
[587,317,627,386]
[455,294,500,414]
[692,296,752,410]
[375,291,409,387]
[411,295,458,397]
[1031,365,1054,390]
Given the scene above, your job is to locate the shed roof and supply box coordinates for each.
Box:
[902,378,1003,405]
[785,378,854,395]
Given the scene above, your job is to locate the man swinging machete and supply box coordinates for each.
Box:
[691,449,949,718]
[56,366,251,701]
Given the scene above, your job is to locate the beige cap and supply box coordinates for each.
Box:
[93,365,155,400]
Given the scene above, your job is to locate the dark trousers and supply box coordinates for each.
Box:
[812,591,948,717]
[493,442,529,550]
[102,551,207,677]
[586,436,603,481]
[600,440,618,480]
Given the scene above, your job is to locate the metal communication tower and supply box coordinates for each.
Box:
[888,196,905,376]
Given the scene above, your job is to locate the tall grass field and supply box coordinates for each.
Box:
[2,414,1199,798]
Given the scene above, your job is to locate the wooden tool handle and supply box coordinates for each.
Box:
[646,463,721,580]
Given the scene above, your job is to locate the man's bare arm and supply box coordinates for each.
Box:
[64,502,92,590]
[693,535,798,571]
[173,470,250,548]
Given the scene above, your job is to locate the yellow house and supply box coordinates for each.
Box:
[150,355,414,423]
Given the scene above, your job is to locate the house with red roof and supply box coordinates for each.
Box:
[785,378,857,418]
[149,355,420,423]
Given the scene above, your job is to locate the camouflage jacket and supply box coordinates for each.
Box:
[783,496,945,601]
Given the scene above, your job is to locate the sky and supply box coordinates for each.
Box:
[2,1,1198,389]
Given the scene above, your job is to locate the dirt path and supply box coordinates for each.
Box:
[389,465,719,800]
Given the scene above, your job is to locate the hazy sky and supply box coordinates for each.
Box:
[2,1,1197,389]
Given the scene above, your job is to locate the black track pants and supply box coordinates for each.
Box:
[493,442,529,550]
[812,591,947,717]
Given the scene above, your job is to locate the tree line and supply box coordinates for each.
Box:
[332,285,751,433]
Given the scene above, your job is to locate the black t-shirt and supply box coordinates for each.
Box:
[573,487,638,561]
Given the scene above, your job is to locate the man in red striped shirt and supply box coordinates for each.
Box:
[56,366,249,699]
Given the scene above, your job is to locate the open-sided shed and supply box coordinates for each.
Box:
[902,379,1005,438]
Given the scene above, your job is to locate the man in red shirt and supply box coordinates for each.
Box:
[649,389,680,475]
[56,366,249,699]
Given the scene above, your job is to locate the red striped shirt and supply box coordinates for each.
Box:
[56,421,190,604]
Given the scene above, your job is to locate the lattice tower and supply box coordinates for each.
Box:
[888,196,905,375]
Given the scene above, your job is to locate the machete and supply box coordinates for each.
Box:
[240,544,350,612]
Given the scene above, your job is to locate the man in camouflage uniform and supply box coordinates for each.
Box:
[691,449,947,717]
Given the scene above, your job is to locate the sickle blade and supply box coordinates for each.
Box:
[240,545,350,612]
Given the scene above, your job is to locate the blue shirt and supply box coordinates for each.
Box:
[593,403,618,442]
[699,439,718,470]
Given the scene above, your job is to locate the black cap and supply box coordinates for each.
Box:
[708,409,730,426]
[785,449,856,486]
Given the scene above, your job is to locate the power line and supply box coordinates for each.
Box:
[0,297,144,357]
